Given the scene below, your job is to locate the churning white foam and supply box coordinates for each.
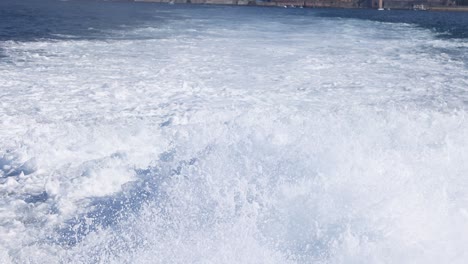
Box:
[0,12,468,263]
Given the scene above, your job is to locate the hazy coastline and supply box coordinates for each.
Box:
[135,0,468,12]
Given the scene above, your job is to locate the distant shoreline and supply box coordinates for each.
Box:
[134,0,468,12]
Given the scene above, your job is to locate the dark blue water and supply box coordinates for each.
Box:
[316,9,468,39]
[1,0,468,42]
[0,0,166,41]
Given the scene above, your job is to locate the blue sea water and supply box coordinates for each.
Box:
[1,0,468,41]
[0,1,468,263]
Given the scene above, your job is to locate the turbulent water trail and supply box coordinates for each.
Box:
[1,3,468,264]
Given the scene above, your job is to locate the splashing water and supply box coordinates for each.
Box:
[1,2,468,263]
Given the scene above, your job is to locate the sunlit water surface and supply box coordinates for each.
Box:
[1,1,468,263]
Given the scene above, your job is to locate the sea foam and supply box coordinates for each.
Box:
[0,7,467,264]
